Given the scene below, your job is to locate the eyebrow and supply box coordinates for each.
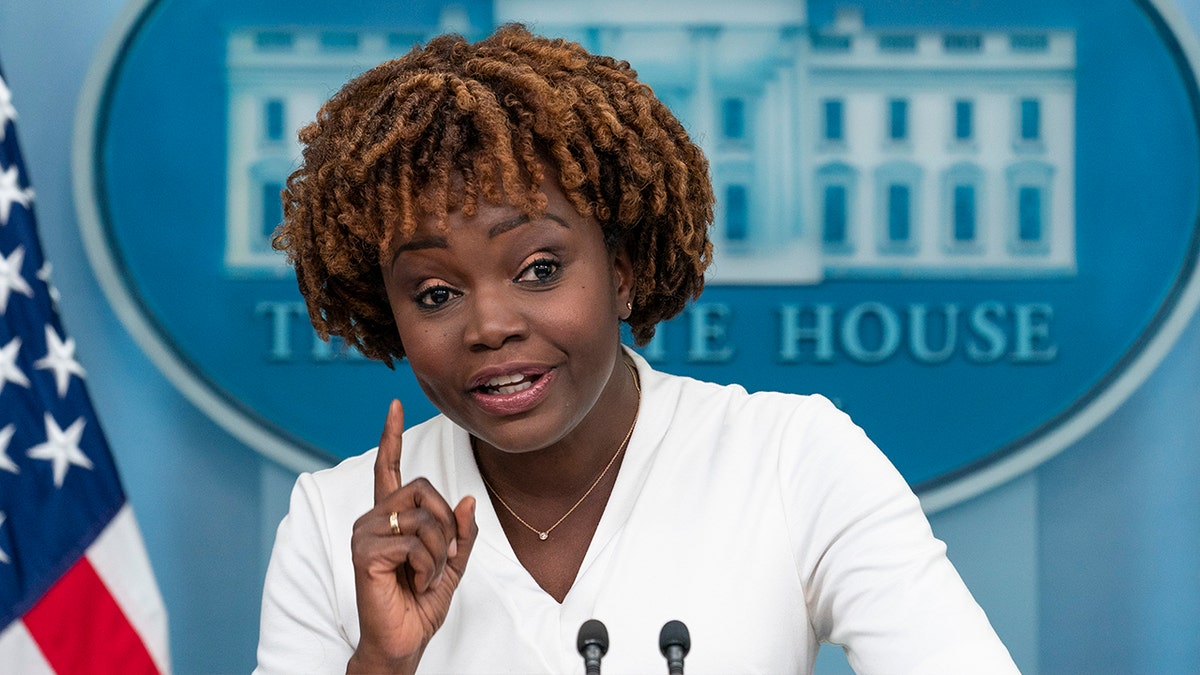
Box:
[392,212,571,256]
[488,213,570,237]
[392,235,448,255]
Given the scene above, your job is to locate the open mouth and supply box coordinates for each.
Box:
[476,373,543,396]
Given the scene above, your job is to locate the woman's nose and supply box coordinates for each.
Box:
[463,287,528,351]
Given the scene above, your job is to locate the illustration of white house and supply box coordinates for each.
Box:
[224,1,1076,284]
[223,7,472,276]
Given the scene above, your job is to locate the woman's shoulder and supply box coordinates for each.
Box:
[647,362,847,431]
[641,365,904,523]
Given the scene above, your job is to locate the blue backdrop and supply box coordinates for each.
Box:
[1,1,1198,672]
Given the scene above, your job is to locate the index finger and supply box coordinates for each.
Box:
[373,399,404,505]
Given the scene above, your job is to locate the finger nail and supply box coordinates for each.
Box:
[449,538,459,558]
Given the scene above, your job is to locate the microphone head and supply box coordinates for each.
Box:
[577,619,609,656]
[659,619,691,656]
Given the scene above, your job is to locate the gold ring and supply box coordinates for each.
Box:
[388,511,401,536]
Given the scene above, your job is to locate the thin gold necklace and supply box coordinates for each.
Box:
[480,360,641,541]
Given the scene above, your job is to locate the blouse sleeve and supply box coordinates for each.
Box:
[778,395,1020,674]
[254,472,356,675]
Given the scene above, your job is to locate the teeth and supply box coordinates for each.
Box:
[494,380,533,395]
[481,373,534,395]
[486,374,527,387]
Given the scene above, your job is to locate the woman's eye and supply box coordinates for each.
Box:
[414,285,457,308]
[517,258,560,283]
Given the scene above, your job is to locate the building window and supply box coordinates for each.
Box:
[1019,98,1041,141]
[1011,33,1049,52]
[722,98,745,140]
[812,34,852,51]
[954,100,973,141]
[888,98,909,141]
[264,99,285,142]
[887,184,911,243]
[823,99,844,142]
[944,34,983,53]
[725,184,748,241]
[953,185,977,242]
[879,34,916,52]
[1006,161,1053,254]
[235,158,297,269]
[875,161,921,254]
[388,31,424,50]
[817,162,857,252]
[261,182,284,245]
[824,185,848,245]
[255,31,293,50]
[1018,187,1042,242]
[942,163,984,253]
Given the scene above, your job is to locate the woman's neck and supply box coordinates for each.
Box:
[472,355,640,503]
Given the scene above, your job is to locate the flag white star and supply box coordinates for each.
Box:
[37,261,61,307]
[0,245,34,314]
[27,413,92,488]
[0,165,34,226]
[0,75,16,143]
[0,513,10,564]
[0,424,18,474]
[34,325,86,398]
[0,336,30,397]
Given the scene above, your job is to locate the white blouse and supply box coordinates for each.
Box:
[256,351,1018,674]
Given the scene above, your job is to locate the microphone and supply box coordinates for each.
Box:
[577,619,609,675]
[659,620,690,675]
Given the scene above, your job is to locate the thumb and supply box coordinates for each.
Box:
[447,496,478,577]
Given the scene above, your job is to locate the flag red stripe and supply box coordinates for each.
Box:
[23,557,160,675]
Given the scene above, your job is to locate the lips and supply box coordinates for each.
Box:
[468,367,556,416]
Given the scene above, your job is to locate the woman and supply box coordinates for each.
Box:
[256,24,1019,674]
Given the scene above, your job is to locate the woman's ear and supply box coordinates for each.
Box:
[611,246,634,321]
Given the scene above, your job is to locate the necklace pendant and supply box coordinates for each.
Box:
[538,532,548,541]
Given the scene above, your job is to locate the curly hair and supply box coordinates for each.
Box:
[274,23,714,366]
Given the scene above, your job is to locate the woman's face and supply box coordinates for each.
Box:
[383,175,633,454]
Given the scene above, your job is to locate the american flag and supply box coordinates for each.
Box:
[0,62,170,673]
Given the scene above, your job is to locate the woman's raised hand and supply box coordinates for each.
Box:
[347,400,478,674]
